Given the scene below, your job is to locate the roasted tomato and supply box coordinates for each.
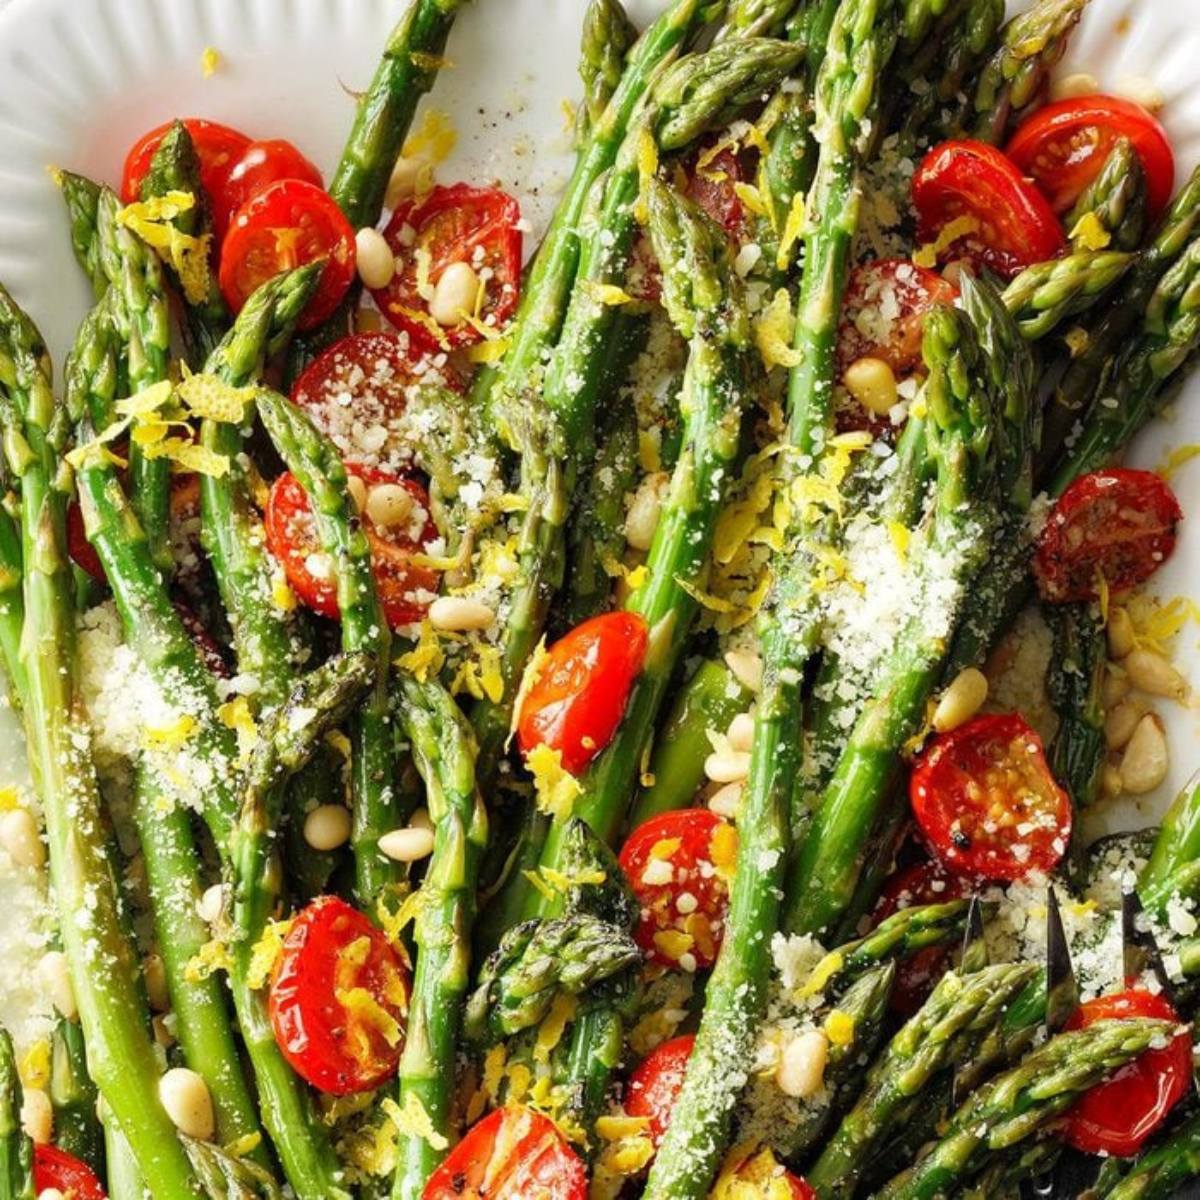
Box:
[618,808,736,970]
[212,137,324,238]
[626,1034,695,1147]
[911,140,1066,277]
[516,612,649,775]
[67,497,106,582]
[121,117,252,205]
[1006,95,1175,217]
[372,183,522,351]
[422,1105,587,1199]
[268,895,409,1094]
[1062,989,1192,1157]
[1034,468,1183,604]
[264,462,440,632]
[910,713,1071,882]
[34,1144,107,1200]
[219,179,356,328]
[871,859,967,1014]
[714,1144,815,1199]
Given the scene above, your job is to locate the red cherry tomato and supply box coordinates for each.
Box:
[121,117,252,205]
[264,463,440,632]
[626,1034,695,1147]
[1006,95,1175,218]
[1034,468,1183,604]
[219,179,355,328]
[911,140,1067,277]
[67,498,106,582]
[372,184,522,351]
[34,1144,107,1200]
[618,808,736,970]
[422,1105,587,1200]
[871,860,967,1014]
[1062,989,1192,1157]
[212,138,324,239]
[268,895,409,1094]
[910,713,1071,882]
[516,612,649,775]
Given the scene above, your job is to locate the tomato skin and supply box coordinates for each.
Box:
[422,1105,587,1200]
[618,808,735,970]
[212,138,324,239]
[219,179,356,329]
[268,896,409,1095]
[1062,990,1192,1157]
[910,713,1071,883]
[516,612,649,775]
[626,1034,695,1147]
[1034,468,1183,604]
[121,117,252,206]
[68,497,106,582]
[373,184,522,351]
[911,140,1067,277]
[264,463,440,631]
[34,1144,107,1200]
[1006,95,1175,218]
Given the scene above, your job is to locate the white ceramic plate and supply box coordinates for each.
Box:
[0,0,1198,1021]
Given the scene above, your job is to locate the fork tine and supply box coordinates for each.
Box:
[1045,884,1079,1034]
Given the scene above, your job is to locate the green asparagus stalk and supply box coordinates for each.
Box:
[49,1017,103,1175]
[1045,601,1107,810]
[1068,137,1149,253]
[0,283,202,1197]
[955,1140,1063,1200]
[1102,1109,1200,1200]
[575,0,639,145]
[1139,769,1200,915]
[389,676,488,1199]
[0,1028,33,1200]
[0,505,28,706]
[717,0,801,40]
[181,1136,283,1200]
[877,1017,1176,1199]
[1002,250,1135,341]
[102,1118,147,1200]
[57,170,106,299]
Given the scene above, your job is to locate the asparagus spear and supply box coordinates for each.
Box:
[877,1017,1176,1199]
[1068,137,1149,253]
[717,0,802,40]
[0,283,203,1197]
[390,676,489,1199]
[1002,250,1135,341]
[49,1017,103,1175]
[1045,601,1107,810]
[57,170,106,299]
[1102,1109,1200,1200]
[575,0,639,146]
[0,1028,33,1200]
[0,505,27,707]
[1139,769,1200,916]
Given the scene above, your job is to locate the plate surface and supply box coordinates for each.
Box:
[0,0,1199,1031]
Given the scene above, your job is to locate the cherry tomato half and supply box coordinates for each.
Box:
[1006,95,1175,218]
[618,808,736,970]
[219,179,355,328]
[1034,468,1183,604]
[911,140,1067,277]
[910,713,1071,882]
[67,497,106,582]
[516,611,649,775]
[1062,989,1192,1157]
[373,183,522,351]
[264,463,440,632]
[626,1034,695,1147]
[212,138,324,239]
[34,1144,107,1200]
[422,1105,587,1200]
[121,117,252,206]
[268,895,409,1094]
[871,860,967,1014]
[714,1145,815,1200]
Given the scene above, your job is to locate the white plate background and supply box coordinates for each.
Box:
[0,0,1198,1036]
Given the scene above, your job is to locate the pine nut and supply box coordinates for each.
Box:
[0,808,44,870]
[1124,648,1190,702]
[724,648,763,694]
[355,306,384,334]
[625,472,670,552]
[1116,75,1165,112]
[1104,700,1143,751]
[704,749,751,784]
[1106,607,1135,659]
[385,156,423,208]
[153,1014,176,1049]
[144,954,170,1012]
[1121,714,1169,795]
[708,781,743,819]
[726,712,755,753]
[21,1087,52,1144]
[366,483,415,529]
[932,668,989,733]
[304,804,352,851]
[345,474,368,513]
[1100,763,1123,800]
[843,357,898,417]
[379,826,436,862]
[1101,666,1130,709]
[197,884,225,925]
[37,951,76,1021]
[409,807,434,832]
[428,596,495,632]
[429,262,479,327]
[355,227,396,290]
[776,1029,828,1099]
[159,1067,215,1140]
[1051,72,1100,101]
